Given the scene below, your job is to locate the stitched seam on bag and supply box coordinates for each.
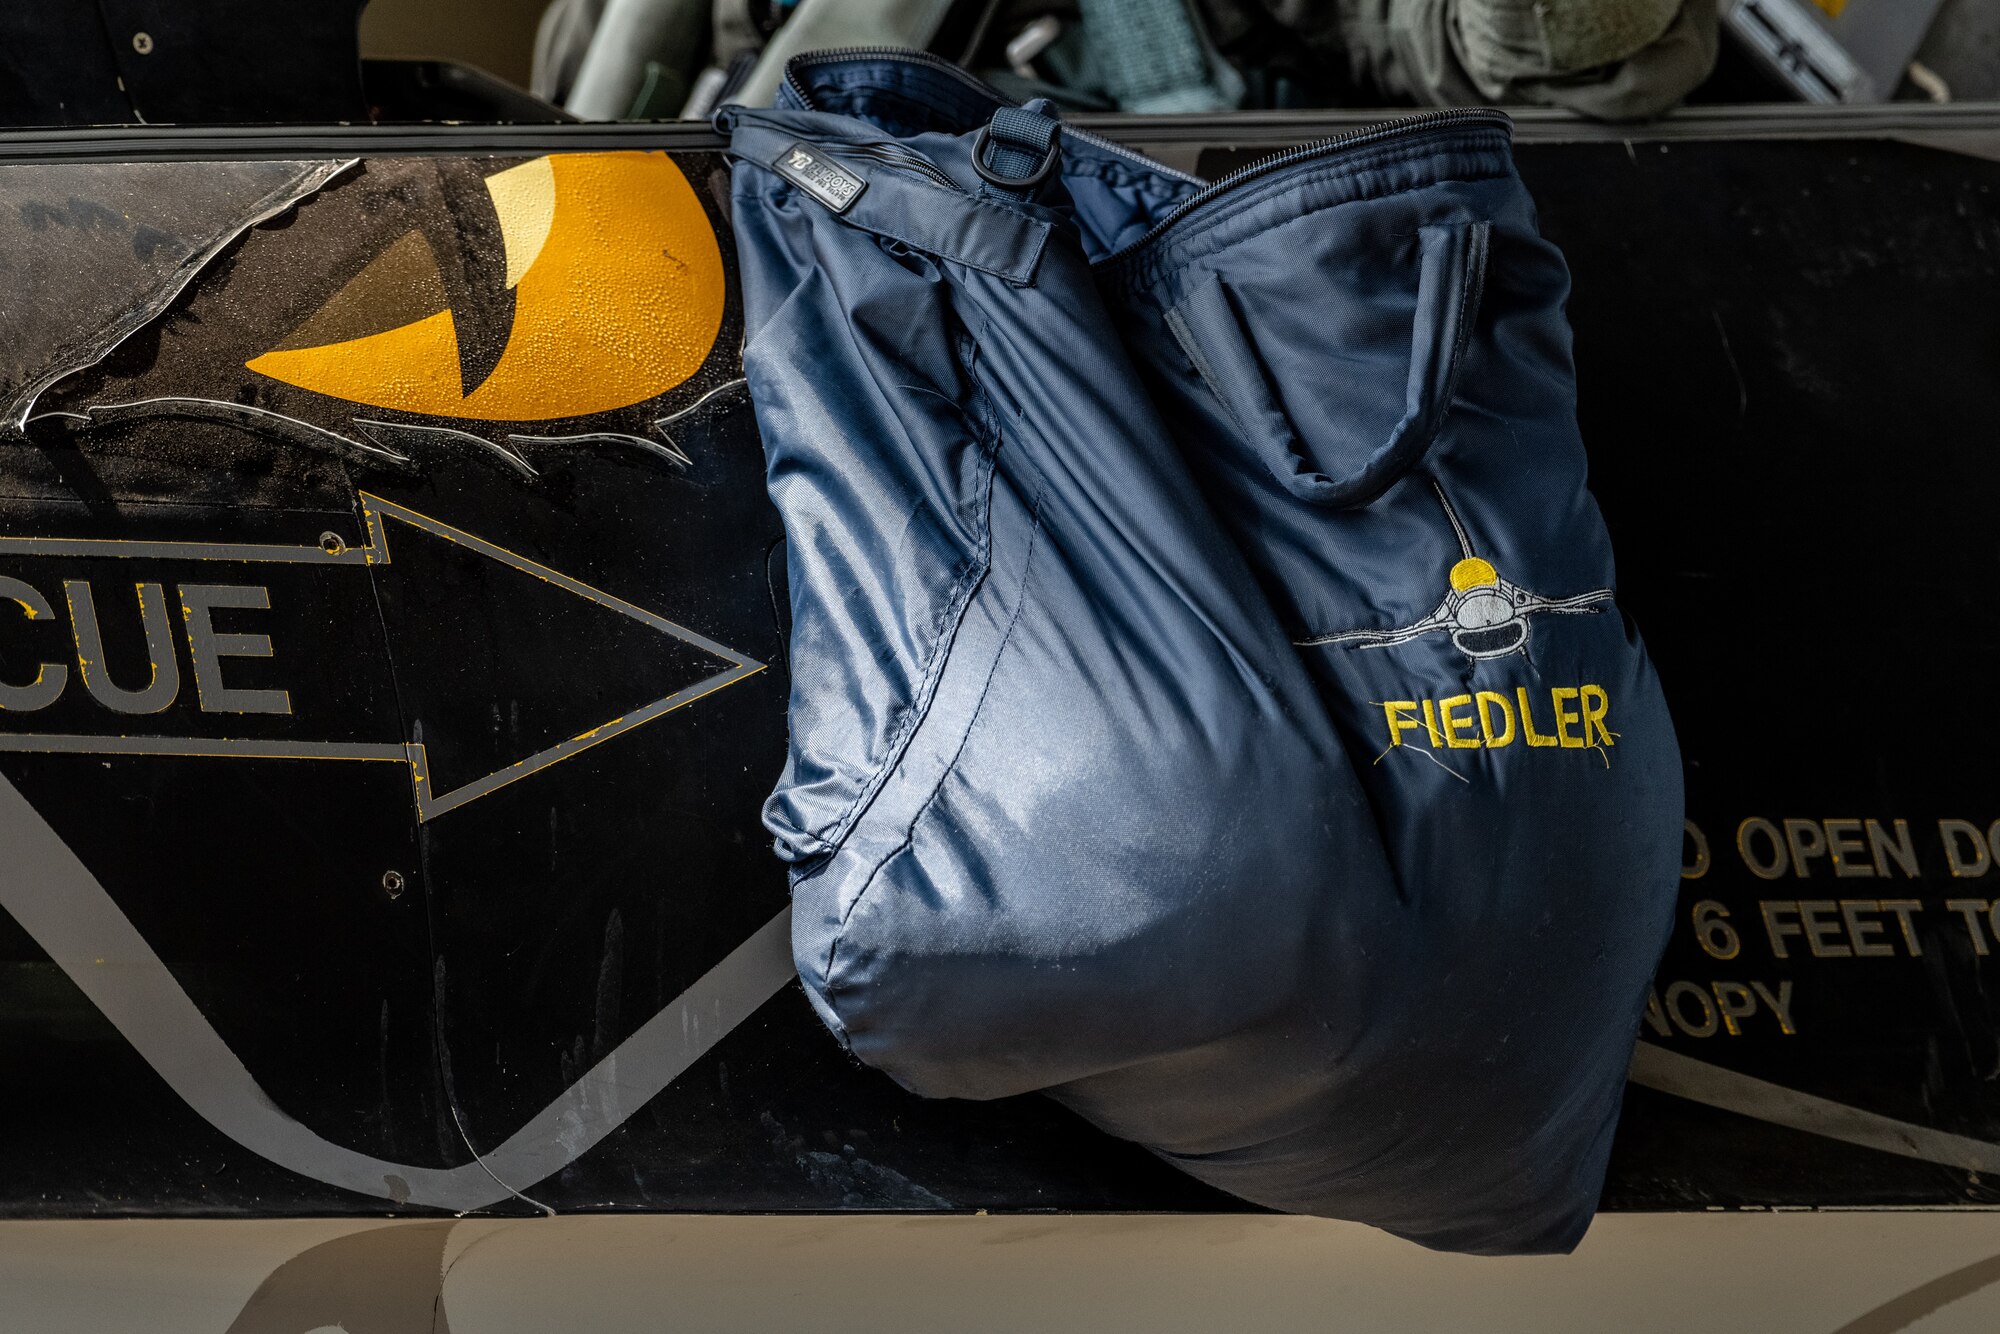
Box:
[793,324,1005,860]
[1325,221,1490,511]
[1169,225,1484,509]
[821,490,1048,1000]
[798,83,998,140]
[1280,227,1488,640]
[746,171,1049,286]
[882,219,1049,286]
[795,77,1191,201]
[1290,225,1499,642]
[1105,147,1511,290]
[1435,223,1490,443]
[786,560,984,862]
[734,143,1050,285]
[1128,164,1506,289]
[1165,296,1267,463]
[1061,154,1196,193]
[1172,139,1504,241]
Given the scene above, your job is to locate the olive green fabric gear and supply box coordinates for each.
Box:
[1480,0,1682,71]
[1337,0,1718,120]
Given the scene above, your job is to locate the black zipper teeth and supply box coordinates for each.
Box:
[822,139,958,191]
[781,45,1204,185]
[1098,107,1512,268]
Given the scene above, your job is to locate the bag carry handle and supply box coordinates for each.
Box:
[1166,219,1491,510]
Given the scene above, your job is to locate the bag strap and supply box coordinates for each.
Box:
[725,112,1053,286]
[1166,220,1491,510]
[972,104,1062,202]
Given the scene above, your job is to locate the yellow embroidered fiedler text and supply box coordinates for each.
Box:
[1381,686,1613,751]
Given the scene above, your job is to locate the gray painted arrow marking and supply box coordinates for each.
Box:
[0,491,764,820]
[1630,1040,2000,1175]
[0,768,795,1211]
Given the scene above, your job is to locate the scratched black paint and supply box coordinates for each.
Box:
[1524,137,2000,1210]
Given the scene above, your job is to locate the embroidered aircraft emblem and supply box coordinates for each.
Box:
[1297,482,1614,662]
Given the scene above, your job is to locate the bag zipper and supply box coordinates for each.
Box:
[778,50,1509,268]
[818,138,959,193]
[1096,107,1513,268]
[719,106,962,195]
[781,46,1205,186]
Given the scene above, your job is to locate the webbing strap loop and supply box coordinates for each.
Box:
[972,105,1061,197]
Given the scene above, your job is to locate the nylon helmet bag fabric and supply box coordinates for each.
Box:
[1099,101,1688,1254]
[712,95,1404,1192]
[726,52,1683,1254]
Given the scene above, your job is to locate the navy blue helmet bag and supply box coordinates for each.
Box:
[722,51,1683,1254]
[714,95,1406,1197]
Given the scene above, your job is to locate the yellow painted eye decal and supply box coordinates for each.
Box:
[247,151,726,423]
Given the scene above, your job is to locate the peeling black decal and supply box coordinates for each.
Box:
[354,418,540,481]
[655,376,747,430]
[84,396,416,471]
[506,430,690,471]
[3,159,358,434]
